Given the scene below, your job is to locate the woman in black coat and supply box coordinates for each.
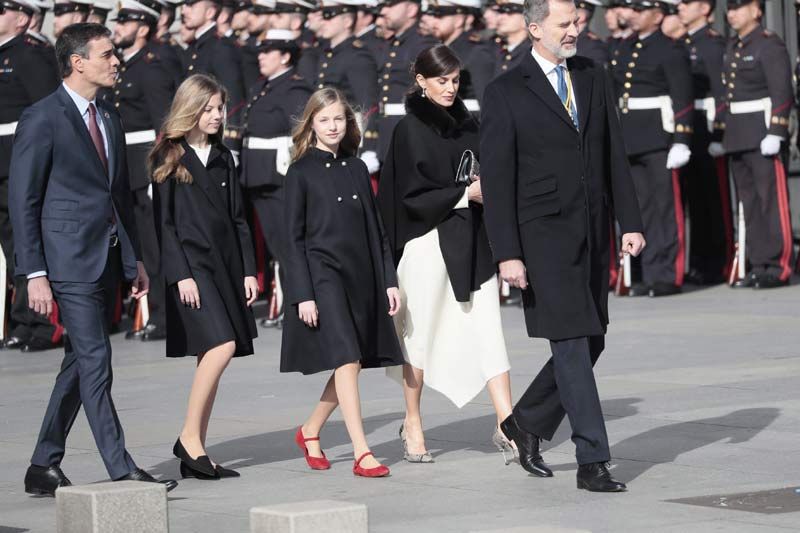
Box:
[377,45,515,463]
[151,75,259,480]
[280,88,404,478]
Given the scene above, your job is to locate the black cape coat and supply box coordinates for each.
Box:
[377,91,495,303]
[481,54,643,341]
[280,148,403,374]
[154,140,258,358]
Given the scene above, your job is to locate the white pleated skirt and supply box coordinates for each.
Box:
[387,228,511,408]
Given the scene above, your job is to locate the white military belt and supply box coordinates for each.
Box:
[125,130,156,145]
[382,103,406,116]
[0,121,19,136]
[463,99,480,112]
[619,95,675,133]
[729,97,771,128]
[694,97,716,131]
[243,136,291,150]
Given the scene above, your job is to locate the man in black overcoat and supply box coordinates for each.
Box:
[481,0,645,492]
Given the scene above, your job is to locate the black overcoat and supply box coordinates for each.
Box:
[377,91,495,303]
[280,148,403,375]
[153,140,258,358]
[481,54,643,341]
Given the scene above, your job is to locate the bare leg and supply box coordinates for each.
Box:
[334,362,382,468]
[179,341,235,459]
[401,363,428,455]
[302,373,338,458]
[486,371,516,449]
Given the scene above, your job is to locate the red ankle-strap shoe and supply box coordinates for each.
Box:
[294,427,331,470]
[353,452,390,478]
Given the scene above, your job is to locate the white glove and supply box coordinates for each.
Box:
[359,150,380,174]
[759,134,782,157]
[708,142,725,158]
[666,143,691,169]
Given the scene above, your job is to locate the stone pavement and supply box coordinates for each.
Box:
[0,282,799,532]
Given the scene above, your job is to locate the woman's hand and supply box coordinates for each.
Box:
[298,300,319,328]
[467,180,482,204]
[177,278,200,309]
[244,276,259,306]
[386,287,402,316]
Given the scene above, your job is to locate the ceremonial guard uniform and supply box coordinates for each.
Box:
[355,2,386,64]
[139,0,184,83]
[491,0,531,78]
[0,0,61,351]
[682,22,732,284]
[720,18,794,288]
[376,3,438,160]
[614,0,693,296]
[240,31,312,325]
[181,6,246,154]
[108,1,176,339]
[576,0,609,66]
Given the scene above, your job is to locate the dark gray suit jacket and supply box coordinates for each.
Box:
[9,84,141,282]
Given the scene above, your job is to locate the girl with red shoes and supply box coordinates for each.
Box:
[280,88,405,478]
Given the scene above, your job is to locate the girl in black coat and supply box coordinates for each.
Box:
[151,75,259,480]
[281,88,404,478]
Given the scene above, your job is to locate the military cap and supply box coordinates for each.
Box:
[112,0,160,21]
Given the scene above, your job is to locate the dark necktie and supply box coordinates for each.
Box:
[87,102,108,174]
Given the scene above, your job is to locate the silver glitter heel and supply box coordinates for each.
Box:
[492,426,518,465]
[400,423,434,463]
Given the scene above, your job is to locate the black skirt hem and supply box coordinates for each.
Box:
[280,354,404,375]
[166,337,254,358]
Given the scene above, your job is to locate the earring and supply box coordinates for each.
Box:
[422,87,427,98]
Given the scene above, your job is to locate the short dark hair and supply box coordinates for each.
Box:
[412,44,462,82]
[55,22,112,78]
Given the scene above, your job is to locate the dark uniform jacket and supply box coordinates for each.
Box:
[613,30,693,156]
[240,35,262,94]
[720,25,793,154]
[150,33,185,85]
[297,30,325,84]
[376,24,438,160]
[0,33,59,176]
[356,25,386,64]
[110,44,175,190]
[492,38,531,78]
[449,31,496,105]
[683,25,725,143]
[577,29,609,67]
[240,68,312,188]
[481,54,643,340]
[183,26,246,146]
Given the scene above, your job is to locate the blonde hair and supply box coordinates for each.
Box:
[291,88,361,162]
[149,74,227,184]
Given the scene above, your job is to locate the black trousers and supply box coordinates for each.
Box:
[30,246,137,479]
[131,187,165,328]
[514,335,610,465]
[250,185,287,288]
[683,147,733,280]
[729,149,794,280]
[629,150,684,286]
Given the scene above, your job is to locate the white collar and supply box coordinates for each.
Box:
[356,24,374,38]
[0,33,18,48]
[196,22,217,40]
[62,81,97,117]
[123,46,144,63]
[531,46,566,76]
[688,23,707,36]
[268,67,292,81]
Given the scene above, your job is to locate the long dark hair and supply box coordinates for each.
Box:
[410,44,462,94]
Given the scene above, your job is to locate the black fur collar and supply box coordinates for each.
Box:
[404,90,474,138]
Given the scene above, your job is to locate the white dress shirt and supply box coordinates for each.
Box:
[530,47,578,119]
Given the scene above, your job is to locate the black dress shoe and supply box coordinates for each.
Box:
[118,468,178,492]
[125,329,145,340]
[173,438,218,479]
[627,283,650,297]
[1,336,27,350]
[685,269,725,286]
[141,324,167,341]
[21,338,60,352]
[499,414,553,478]
[24,464,72,496]
[732,272,757,288]
[577,462,627,492]
[214,465,240,478]
[754,274,789,290]
[259,314,284,329]
[648,283,682,297]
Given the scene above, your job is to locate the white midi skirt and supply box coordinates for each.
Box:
[387,228,511,408]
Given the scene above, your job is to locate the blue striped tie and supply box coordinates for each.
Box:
[556,65,579,130]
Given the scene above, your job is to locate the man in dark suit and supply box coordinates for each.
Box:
[9,23,177,496]
[481,0,645,492]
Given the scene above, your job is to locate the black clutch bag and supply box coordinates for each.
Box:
[455,149,479,185]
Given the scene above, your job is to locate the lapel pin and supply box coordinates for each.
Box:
[104,111,110,118]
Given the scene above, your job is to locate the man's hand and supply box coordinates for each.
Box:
[621,232,646,257]
[28,276,54,317]
[131,261,150,300]
[499,259,528,289]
